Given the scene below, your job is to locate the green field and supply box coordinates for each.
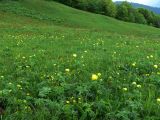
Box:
[0,0,160,119]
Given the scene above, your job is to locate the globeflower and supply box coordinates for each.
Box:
[65,69,70,72]
[122,88,128,91]
[97,73,101,77]
[137,84,142,88]
[73,54,77,57]
[132,62,136,67]
[17,84,21,88]
[91,74,98,81]
[150,55,153,58]
[154,65,158,69]
[157,98,160,103]
[132,82,137,85]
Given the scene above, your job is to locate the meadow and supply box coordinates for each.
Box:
[0,0,160,119]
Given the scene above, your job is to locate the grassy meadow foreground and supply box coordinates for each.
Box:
[0,0,160,119]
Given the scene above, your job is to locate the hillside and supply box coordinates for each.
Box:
[115,1,160,14]
[0,0,160,37]
[0,0,160,119]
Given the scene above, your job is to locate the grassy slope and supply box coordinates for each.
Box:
[0,0,160,37]
[0,0,160,119]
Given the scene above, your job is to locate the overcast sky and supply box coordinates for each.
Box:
[113,0,160,7]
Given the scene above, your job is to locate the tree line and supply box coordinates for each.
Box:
[50,0,160,28]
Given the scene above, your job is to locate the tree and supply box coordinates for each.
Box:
[116,3,129,21]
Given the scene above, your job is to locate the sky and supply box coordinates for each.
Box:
[113,0,160,7]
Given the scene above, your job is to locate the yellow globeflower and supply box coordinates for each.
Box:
[157,98,160,103]
[17,84,21,88]
[137,84,142,88]
[122,88,128,91]
[132,82,137,85]
[154,65,158,69]
[132,62,136,67]
[65,69,70,72]
[66,101,70,104]
[150,55,153,58]
[97,73,101,77]
[73,54,77,57]
[91,74,98,81]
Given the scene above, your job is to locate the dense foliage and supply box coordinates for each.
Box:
[0,0,160,119]
[51,0,160,28]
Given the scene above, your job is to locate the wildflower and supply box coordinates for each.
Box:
[65,69,70,72]
[8,82,12,85]
[66,101,70,104]
[157,72,160,75]
[132,62,136,67]
[157,98,160,103]
[91,74,98,81]
[0,76,4,78]
[26,93,30,96]
[73,54,77,57]
[97,73,101,76]
[122,88,128,91]
[132,82,137,85]
[84,50,87,53]
[17,84,21,88]
[150,55,153,58]
[154,65,158,69]
[26,65,30,68]
[22,56,26,59]
[137,84,142,88]
[73,100,76,103]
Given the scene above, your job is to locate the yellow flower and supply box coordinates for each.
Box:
[137,84,142,88]
[0,76,4,78]
[97,73,101,76]
[73,54,77,57]
[73,100,76,103]
[157,98,160,103]
[91,74,98,81]
[17,84,21,88]
[132,62,136,67]
[122,88,128,91]
[132,82,137,85]
[8,82,12,85]
[150,55,153,58]
[66,101,70,104]
[157,72,160,75]
[65,69,70,72]
[154,65,158,69]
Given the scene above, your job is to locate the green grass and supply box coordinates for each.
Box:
[0,0,160,119]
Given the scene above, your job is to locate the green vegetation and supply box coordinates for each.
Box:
[0,0,160,119]
[51,0,160,28]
